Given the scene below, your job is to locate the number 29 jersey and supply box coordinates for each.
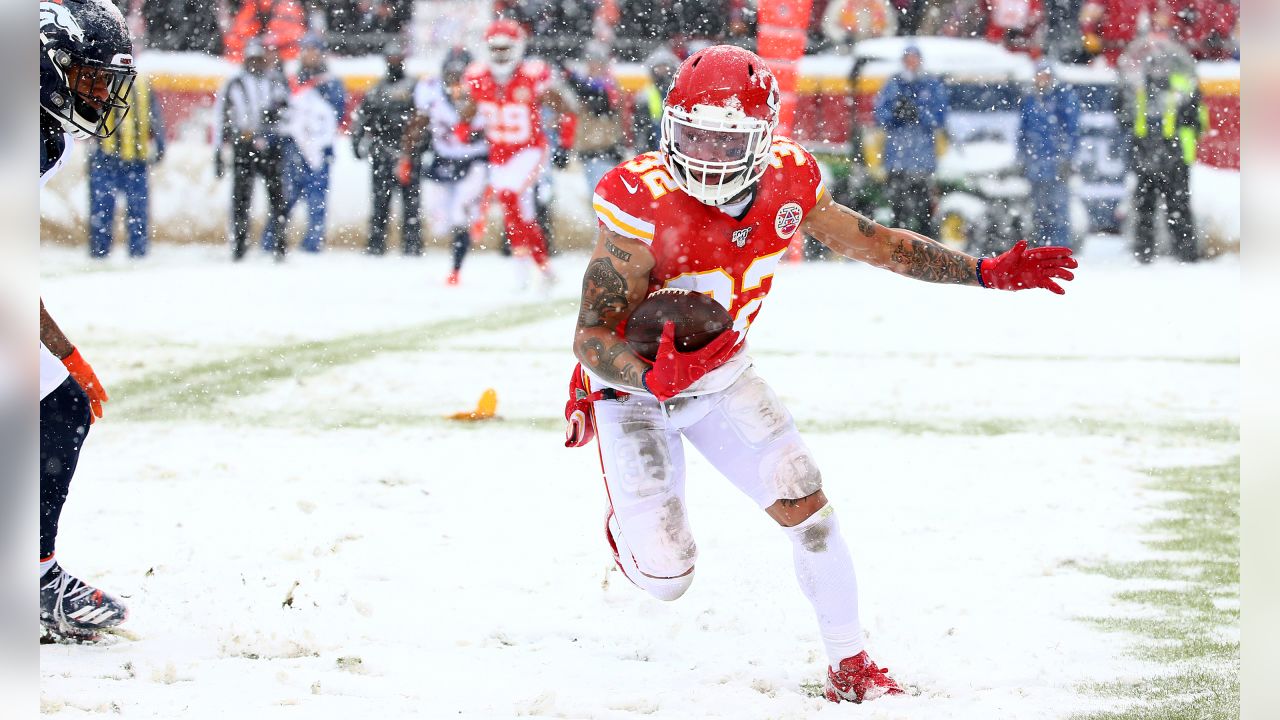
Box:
[463,60,551,165]
[590,136,827,396]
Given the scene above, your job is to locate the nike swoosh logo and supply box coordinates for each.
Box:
[621,177,639,194]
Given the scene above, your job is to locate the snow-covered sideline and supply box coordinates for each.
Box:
[39,243,1237,718]
[38,136,1239,251]
[38,138,599,251]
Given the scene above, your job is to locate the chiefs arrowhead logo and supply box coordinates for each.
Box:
[775,202,803,240]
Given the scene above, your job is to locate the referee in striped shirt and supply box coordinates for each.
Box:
[213,40,290,260]
[88,73,166,258]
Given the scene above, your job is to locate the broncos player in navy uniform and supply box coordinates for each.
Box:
[39,0,136,641]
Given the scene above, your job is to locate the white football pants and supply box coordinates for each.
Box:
[592,366,865,664]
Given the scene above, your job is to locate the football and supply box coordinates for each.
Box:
[625,288,733,361]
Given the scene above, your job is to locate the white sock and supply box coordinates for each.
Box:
[783,504,865,666]
[40,555,56,577]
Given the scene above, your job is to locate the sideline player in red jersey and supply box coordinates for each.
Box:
[457,19,577,288]
[566,45,1076,703]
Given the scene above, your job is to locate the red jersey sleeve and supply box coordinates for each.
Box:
[769,136,828,218]
[591,154,658,245]
[520,59,553,95]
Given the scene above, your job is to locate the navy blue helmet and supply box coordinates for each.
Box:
[441,47,473,87]
[39,0,136,139]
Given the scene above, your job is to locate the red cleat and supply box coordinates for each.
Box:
[824,651,904,703]
[446,270,461,286]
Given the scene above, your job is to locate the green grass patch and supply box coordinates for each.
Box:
[108,298,575,421]
[442,344,1238,367]
[1073,460,1239,720]
[165,403,1237,446]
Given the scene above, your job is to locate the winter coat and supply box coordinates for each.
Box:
[349,74,417,161]
[822,0,896,46]
[873,73,949,174]
[1017,83,1081,182]
[223,0,307,62]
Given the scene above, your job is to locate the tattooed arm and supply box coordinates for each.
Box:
[801,194,980,286]
[572,228,655,389]
[39,298,74,359]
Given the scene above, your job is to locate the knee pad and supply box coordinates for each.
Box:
[609,499,697,601]
[723,375,794,447]
[762,440,824,502]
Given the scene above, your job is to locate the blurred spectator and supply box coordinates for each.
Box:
[1044,0,1084,61]
[568,43,626,193]
[212,40,290,261]
[142,0,223,54]
[224,0,307,62]
[1165,0,1239,60]
[322,0,413,55]
[499,0,600,64]
[943,0,1045,57]
[349,43,421,255]
[262,35,346,254]
[632,44,679,154]
[1017,60,1080,248]
[822,0,896,51]
[889,0,928,35]
[873,45,948,236]
[88,75,166,258]
[842,56,876,213]
[614,0,754,61]
[411,49,490,283]
[1116,6,1195,88]
[1119,8,1205,262]
[1079,0,1152,66]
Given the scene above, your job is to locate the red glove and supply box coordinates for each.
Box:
[396,156,412,186]
[557,112,578,151]
[643,323,740,403]
[564,364,599,448]
[61,347,108,423]
[979,240,1078,295]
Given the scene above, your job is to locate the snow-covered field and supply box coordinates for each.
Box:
[39,242,1237,718]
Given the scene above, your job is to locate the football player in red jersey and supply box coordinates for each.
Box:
[456,19,577,288]
[567,45,1077,703]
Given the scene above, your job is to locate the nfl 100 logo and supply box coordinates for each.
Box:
[774,202,803,240]
[731,228,752,248]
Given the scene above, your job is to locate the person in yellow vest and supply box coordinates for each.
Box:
[1120,10,1207,263]
[631,45,678,155]
[88,73,165,258]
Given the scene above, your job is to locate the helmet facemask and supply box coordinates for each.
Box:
[487,36,524,81]
[661,103,774,206]
[57,56,135,139]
